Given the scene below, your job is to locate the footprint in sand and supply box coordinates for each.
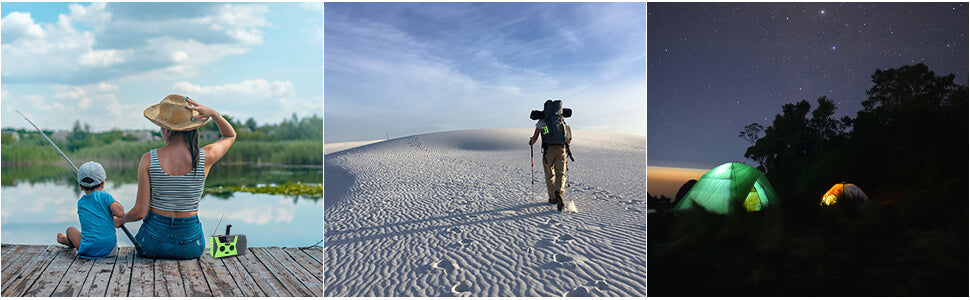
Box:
[554,234,575,244]
[594,279,609,290]
[431,259,460,273]
[541,219,561,228]
[563,286,591,297]
[443,227,463,234]
[450,281,473,296]
[458,239,474,247]
[553,253,577,269]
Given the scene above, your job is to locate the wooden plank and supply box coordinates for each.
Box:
[1,245,44,290]
[23,247,76,297]
[50,254,95,297]
[198,251,246,297]
[235,248,292,296]
[300,246,323,264]
[283,247,323,282]
[128,251,154,297]
[105,248,134,297]
[2,245,59,297]
[76,253,118,297]
[219,255,265,296]
[1,244,15,257]
[251,247,315,296]
[153,259,186,297]
[3,246,327,298]
[1,245,27,271]
[265,247,322,296]
[178,259,212,297]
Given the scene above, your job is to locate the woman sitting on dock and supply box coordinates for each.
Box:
[114,95,236,259]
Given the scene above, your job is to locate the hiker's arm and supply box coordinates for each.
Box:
[117,153,151,227]
[529,127,540,146]
[185,98,235,175]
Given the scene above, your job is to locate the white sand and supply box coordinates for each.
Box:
[324,128,646,297]
[324,139,383,155]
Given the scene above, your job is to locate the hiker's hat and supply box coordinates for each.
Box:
[77,161,106,188]
[143,94,210,131]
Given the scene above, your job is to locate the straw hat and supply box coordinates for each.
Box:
[143,94,210,131]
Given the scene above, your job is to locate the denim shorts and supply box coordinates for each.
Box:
[135,210,205,259]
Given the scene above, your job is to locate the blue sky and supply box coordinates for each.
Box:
[1,2,322,131]
[324,2,646,142]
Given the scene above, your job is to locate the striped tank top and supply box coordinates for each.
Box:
[149,148,206,212]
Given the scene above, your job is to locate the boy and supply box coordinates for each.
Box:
[56,161,125,259]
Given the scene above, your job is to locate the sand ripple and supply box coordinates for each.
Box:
[325,129,645,296]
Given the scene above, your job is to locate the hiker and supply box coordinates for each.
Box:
[529,100,573,211]
[56,161,125,258]
[114,95,236,259]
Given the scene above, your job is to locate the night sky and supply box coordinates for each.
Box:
[648,2,968,169]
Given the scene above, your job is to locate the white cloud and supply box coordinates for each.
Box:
[53,82,122,113]
[66,2,111,28]
[1,3,271,84]
[0,10,96,83]
[0,12,46,43]
[78,49,131,68]
[301,2,323,11]
[173,79,294,98]
[170,79,318,126]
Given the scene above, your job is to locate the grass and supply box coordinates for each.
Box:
[2,139,322,167]
[205,182,322,201]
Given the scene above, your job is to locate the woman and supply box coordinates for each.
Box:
[115,94,235,259]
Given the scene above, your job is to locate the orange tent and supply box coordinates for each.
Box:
[820,183,870,206]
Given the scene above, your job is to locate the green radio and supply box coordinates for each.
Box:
[210,225,247,258]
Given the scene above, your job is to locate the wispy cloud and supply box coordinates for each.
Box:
[324,3,645,142]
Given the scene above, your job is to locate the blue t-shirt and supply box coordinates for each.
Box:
[77,191,118,258]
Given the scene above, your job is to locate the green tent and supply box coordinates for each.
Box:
[674,162,779,214]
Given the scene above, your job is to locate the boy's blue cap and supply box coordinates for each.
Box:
[78,161,106,187]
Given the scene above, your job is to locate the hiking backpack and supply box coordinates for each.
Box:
[538,100,571,145]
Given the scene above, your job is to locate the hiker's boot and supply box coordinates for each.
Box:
[548,198,558,204]
[556,192,564,211]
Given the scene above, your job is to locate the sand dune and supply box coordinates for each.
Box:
[324,139,383,155]
[324,128,645,297]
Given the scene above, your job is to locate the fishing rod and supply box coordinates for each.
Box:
[16,110,142,251]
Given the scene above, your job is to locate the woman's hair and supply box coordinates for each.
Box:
[170,129,200,172]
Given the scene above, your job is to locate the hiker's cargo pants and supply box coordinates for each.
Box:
[542,144,567,201]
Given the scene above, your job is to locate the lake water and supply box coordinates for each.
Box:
[1,165,322,248]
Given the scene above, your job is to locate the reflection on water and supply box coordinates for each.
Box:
[1,165,322,247]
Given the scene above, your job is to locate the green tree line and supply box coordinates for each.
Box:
[741,63,966,216]
[2,114,322,166]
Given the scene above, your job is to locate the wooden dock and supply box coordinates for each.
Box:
[1,244,322,297]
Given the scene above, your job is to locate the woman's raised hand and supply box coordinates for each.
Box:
[184,97,216,122]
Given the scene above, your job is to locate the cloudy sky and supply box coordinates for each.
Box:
[1,2,322,131]
[324,2,646,142]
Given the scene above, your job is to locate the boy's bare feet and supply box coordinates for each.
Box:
[56,233,74,248]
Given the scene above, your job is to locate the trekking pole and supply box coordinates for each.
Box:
[530,144,535,202]
[17,111,142,251]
